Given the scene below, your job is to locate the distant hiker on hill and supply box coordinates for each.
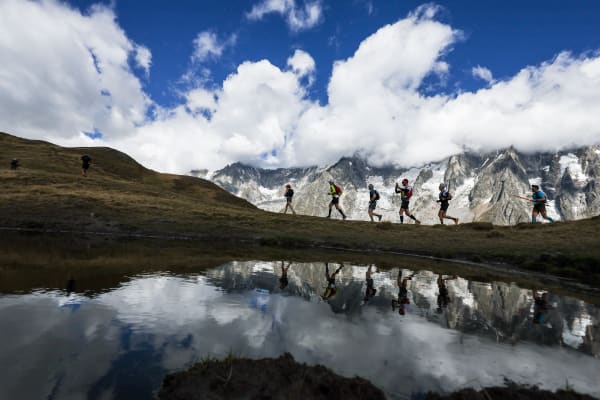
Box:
[283,184,296,215]
[322,263,344,300]
[437,183,459,225]
[81,155,92,176]
[530,184,554,224]
[367,184,382,222]
[392,271,415,316]
[363,264,377,303]
[10,158,19,170]
[279,261,291,290]
[395,178,420,224]
[327,179,347,220]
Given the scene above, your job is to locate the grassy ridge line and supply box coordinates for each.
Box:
[1,132,600,285]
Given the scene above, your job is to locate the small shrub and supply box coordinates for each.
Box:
[469,222,494,231]
[376,221,393,230]
[538,253,552,262]
[486,231,504,238]
[515,223,536,229]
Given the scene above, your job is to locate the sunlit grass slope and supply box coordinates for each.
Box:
[1,131,599,285]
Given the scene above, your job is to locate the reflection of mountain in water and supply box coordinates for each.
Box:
[2,261,600,400]
[203,262,600,357]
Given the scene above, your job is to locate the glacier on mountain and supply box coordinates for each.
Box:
[201,146,600,225]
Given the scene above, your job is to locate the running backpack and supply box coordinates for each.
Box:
[404,187,413,199]
[374,190,380,200]
[335,185,343,195]
[440,190,452,202]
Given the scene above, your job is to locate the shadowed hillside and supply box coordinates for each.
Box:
[1,132,600,287]
[0,132,255,234]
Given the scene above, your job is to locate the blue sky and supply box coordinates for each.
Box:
[65,0,600,105]
[1,0,599,172]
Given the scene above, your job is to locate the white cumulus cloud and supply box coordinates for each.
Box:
[472,65,494,83]
[111,59,311,172]
[247,0,323,32]
[287,49,316,84]
[192,31,237,62]
[134,44,152,76]
[0,0,150,141]
[2,2,600,174]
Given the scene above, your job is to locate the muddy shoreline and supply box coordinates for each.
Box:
[159,354,598,400]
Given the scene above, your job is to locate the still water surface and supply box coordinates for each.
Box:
[1,261,599,400]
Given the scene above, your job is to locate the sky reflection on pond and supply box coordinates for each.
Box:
[1,261,599,400]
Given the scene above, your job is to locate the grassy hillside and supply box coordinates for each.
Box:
[1,131,600,286]
[0,132,255,234]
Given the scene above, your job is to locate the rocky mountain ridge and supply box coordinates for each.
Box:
[194,146,600,225]
[204,261,600,357]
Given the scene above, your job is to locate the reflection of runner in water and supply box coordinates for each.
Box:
[436,274,456,313]
[363,265,377,303]
[392,271,415,315]
[533,290,550,324]
[66,277,76,296]
[322,263,343,300]
[279,261,291,289]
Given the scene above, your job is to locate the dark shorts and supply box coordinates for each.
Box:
[398,287,408,298]
[437,294,449,308]
[279,277,288,288]
[82,163,90,170]
[330,197,339,205]
[533,203,546,213]
[401,200,410,210]
[286,197,293,204]
[369,201,377,210]
[439,201,449,212]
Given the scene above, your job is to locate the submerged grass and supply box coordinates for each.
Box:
[1,131,600,288]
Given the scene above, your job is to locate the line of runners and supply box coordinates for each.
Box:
[283,178,459,224]
[9,154,554,224]
[279,261,551,320]
[283,179,555,224]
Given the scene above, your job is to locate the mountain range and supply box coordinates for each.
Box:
[205,261,599,357]
[200,146,600,225]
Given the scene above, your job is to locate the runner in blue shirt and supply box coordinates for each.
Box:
[367,184,383,222]
[531,184,554,223]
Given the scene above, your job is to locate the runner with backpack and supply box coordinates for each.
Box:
[530,184,554,224]
[367,183,383,222]
[81,154,92,177]
[283,184,296,215]
[395,178,421,224]
[437,183,459,225]
[327,179,347,220]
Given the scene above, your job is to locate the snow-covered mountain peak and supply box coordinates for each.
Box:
[201,147,600,224]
